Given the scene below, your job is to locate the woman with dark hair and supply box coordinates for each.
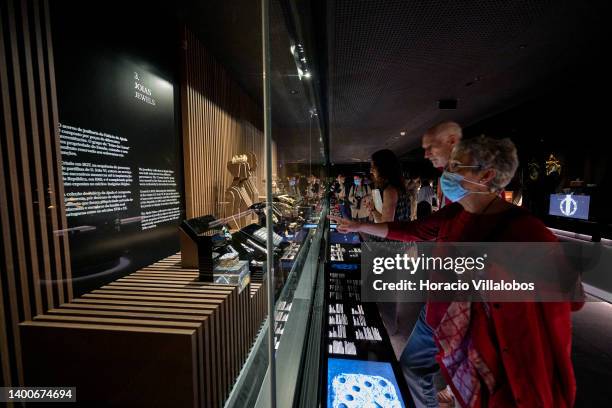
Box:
[366,149,411,223]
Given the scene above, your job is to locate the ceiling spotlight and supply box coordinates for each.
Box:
[400,131,406,136]
[289,89,298,95]
[303,72,312,79]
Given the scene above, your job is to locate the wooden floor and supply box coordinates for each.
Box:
[20,254,268,407]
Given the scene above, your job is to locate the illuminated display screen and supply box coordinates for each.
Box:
[327,358,405,408]
[549,194,590,220]
[330,263,360,271]
[330,232,361,244]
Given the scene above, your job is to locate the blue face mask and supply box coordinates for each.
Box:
[354,179,361,186]
[440,171,488,202]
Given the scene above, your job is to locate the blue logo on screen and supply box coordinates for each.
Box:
[559,195,578,217]
[549,194,590,220]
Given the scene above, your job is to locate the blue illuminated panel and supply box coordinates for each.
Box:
[327,358,405,408]
[330,232,360,244]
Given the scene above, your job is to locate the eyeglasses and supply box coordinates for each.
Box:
[446,160,482,173]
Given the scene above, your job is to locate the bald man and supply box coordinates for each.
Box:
[422,121,462,208]
[396,122,463,407]
[421,121,462,168]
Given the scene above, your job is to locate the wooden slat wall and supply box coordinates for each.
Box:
[20,253,268,407]
[181,27,278,219]
[0,0,72,387]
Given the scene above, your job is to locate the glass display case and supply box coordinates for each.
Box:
[226,1,414,407]
[225,0,329,406]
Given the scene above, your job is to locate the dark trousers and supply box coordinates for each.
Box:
[399,306,439,408]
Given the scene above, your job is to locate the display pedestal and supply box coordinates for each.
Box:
[179,215,219,281]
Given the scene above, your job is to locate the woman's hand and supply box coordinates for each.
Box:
[328,215,361,233]
[329,215,389,238]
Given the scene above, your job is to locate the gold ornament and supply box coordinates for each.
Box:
[545,154,561,176]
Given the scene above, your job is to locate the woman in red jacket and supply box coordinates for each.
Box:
[331,135,582,408]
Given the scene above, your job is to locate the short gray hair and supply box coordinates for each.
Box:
[426,121,463,141]
[452,135,519,192]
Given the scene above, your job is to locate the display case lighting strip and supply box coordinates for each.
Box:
[582,283,612,304]
[601,238,612,247]
[548,227,592,242]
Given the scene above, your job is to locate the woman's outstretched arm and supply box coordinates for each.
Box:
[329,215,389,237]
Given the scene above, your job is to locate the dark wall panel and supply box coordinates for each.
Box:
[49,2,184,295]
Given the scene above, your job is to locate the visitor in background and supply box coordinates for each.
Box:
[288,176,297,196]
[309,174,320,198]
[418,178,435,206]
[405,175,421,220]
[363,176,374,221]
[313,176,321,198]
[297,175,308,198]
[417,178,435,219]
[366,149,411,223]
[333,173,351,218]
[348,174,371,221]
[306,175,314,199]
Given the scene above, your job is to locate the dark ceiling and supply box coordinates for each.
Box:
[180,0,608,164]
[326,0,608,163]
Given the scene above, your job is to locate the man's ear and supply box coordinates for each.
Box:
[480,168,496,185]
[447,133,459,146]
